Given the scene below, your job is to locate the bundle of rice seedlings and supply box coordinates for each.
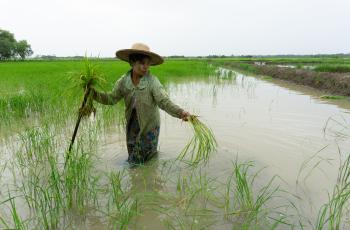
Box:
[178,115,217,165]
[69,56,106,118]
[67,57,106,156]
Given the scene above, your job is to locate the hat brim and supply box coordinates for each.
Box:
[115,49,164,66]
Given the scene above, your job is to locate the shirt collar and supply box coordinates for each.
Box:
[125,70,149,90]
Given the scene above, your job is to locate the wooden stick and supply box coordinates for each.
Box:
[65,85,92,166]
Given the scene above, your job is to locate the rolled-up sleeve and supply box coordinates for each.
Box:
[92,78,123,105]
[152,78,183,118]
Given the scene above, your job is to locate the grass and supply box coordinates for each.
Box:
[261,76,273,80]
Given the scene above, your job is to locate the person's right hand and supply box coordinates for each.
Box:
[181,110,191,121]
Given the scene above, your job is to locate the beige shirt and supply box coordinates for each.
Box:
[92,70,183,139]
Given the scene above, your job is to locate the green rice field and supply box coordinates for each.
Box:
[1,58,350,229]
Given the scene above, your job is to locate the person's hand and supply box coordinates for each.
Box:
[181,110,191,121]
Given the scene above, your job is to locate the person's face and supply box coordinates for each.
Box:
[132,57,151,77]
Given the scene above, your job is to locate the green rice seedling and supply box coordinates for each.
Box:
[224,161,283,229]
[0,92,44,120]
[106,171,140,229]
[68,56,106,118]
[174,169,218,211]
[18,125,56,166]
[16,140,62,228]
[7,195,27,230]
[108,197,139,229]
[315,153,350,230]
[177,115,217,166]
[66,57,107,160]
[64,145,98,213]
[107,171,125,211]
[296,145,331,185]
[33,184,61,229]
[314,64,350,73]
[99,102,126,132]
[156,168,220,228]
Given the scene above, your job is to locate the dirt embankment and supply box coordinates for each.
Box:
[224,62,350,96]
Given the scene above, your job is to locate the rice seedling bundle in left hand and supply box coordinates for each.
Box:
[178,115,217,166]
[66,57,106,155]
[69,57,106,118]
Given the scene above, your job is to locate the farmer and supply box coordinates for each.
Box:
[90,43,190,164]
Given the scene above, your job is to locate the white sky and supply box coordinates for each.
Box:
[1,0,349,57]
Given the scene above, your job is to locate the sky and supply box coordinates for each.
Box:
[1,0,349,57]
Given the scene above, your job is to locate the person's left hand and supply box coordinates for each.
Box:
[181,110,191,121]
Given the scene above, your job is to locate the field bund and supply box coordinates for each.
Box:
[224,61,350,96]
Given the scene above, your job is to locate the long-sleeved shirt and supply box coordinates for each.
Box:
[92,70,184,140]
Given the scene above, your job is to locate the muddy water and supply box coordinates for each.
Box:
[97,69,350,228]
[2,69,350,229]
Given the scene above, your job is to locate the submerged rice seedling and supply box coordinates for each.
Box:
[178,115,217,165]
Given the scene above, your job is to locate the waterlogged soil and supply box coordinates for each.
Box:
[2,69,350,229]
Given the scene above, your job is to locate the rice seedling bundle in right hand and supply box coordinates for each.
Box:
[178,115,217,165]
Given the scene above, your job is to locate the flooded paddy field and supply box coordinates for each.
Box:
[1,60,350,229]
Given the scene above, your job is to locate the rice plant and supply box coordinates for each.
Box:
[68,56,106,118]
[315,153,350,230]
[66,56,107,162]
[64,133,100,214]
[160,169,220,229]
[314,64,350,73]
[224,161,286,229]
[0,193,27,230]
[177,115,217,166]
[105,171,139,229]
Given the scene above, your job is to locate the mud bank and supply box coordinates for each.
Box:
[224,62,350,96]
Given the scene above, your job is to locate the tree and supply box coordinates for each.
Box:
[0,29,33,60]
[0,29,16,60]
[15,40,33,59]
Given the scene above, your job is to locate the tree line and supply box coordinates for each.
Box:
[0,29,33,60]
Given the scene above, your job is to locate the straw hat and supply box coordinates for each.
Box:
[115,43,164,66]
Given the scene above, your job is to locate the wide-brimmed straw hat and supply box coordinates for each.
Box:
[115,43,164,66]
